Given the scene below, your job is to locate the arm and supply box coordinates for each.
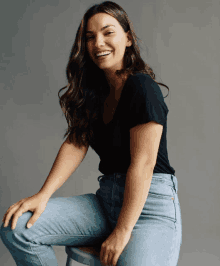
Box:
[115,121,163,233]
[37,137,89,199]
[114,164,154,233]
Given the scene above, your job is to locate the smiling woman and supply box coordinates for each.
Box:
[57,0,170,150]
[0,1,181,266]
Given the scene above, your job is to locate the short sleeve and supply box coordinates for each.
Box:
[128,74,169,129]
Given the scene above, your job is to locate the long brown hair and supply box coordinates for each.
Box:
[58,1,169,149]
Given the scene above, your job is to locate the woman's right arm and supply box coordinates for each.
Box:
[2,136,89,229]
[37,137,89,200]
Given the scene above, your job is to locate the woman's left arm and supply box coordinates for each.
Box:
[115,121,163,232]
[100,165,154,266]
[114,164,154,233]
[100,121,163,266]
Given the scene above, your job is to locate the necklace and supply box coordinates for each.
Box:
[105,101,116,114]
[105,95,118,114]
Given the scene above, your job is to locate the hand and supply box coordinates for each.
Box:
[2,193,50,230]
[100,227,132,266]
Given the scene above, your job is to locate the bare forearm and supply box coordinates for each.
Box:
[38,141,88,199]
[115,164,154,233]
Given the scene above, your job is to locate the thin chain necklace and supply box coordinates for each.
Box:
[104,76,126,114]
[105,98,117,114]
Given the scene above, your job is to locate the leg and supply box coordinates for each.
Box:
[117,223,180,266]
[0,193,112,266]
[97,173,182,265]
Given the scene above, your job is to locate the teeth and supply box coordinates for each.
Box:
[96,51,112,57]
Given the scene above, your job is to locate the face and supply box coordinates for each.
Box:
[85,13,132,77]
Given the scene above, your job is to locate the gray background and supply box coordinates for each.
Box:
[1,0,219,265]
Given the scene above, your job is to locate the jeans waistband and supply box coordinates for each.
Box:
[97,172,178,193]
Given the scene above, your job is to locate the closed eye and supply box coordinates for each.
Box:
[86,32,114,40]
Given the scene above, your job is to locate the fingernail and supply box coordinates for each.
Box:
[27,223,32,228]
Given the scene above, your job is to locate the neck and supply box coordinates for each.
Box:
[105,73,127,94]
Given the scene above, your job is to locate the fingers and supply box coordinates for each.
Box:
[26,210,41,229]
[100,244,110,266]
[11,209,24,230]
[2,199,25,222]
[2,203,18,221]
[2,203,24,229]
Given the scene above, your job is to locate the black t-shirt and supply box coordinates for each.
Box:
[90,72,175,175]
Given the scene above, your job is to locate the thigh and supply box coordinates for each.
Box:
[10,193,112,247]
[118,224,178,266]
[104,174,181,265]
[117,190,181,266]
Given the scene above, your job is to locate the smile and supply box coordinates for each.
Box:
[96,51,112,60]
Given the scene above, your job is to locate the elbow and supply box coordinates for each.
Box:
[129,161,155,174]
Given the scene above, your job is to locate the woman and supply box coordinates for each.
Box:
[0,1,182,265]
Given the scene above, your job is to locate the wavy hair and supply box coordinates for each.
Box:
[58,1,169,149]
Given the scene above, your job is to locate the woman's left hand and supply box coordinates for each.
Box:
[100,227,132,266]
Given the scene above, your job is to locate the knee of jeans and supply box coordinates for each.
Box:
[1,211,32,239]
[0,222,15,245]
[0,222,6,238]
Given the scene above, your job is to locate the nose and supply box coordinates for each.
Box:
[93,35,106,49]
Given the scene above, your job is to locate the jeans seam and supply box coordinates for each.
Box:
[171,187,177,231]
[29,244,45,266]
[171,175,177,193]
[31,234,111,243]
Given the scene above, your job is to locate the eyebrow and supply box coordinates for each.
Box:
[86,24,115,34]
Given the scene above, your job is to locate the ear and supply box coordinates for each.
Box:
[126,30,132,47]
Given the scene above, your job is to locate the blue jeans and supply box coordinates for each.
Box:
[0,172,182,265]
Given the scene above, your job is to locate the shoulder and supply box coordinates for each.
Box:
[128,72,152,86]
[128,72,163,99]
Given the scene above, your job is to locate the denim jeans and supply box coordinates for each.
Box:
[0,172,182,266]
